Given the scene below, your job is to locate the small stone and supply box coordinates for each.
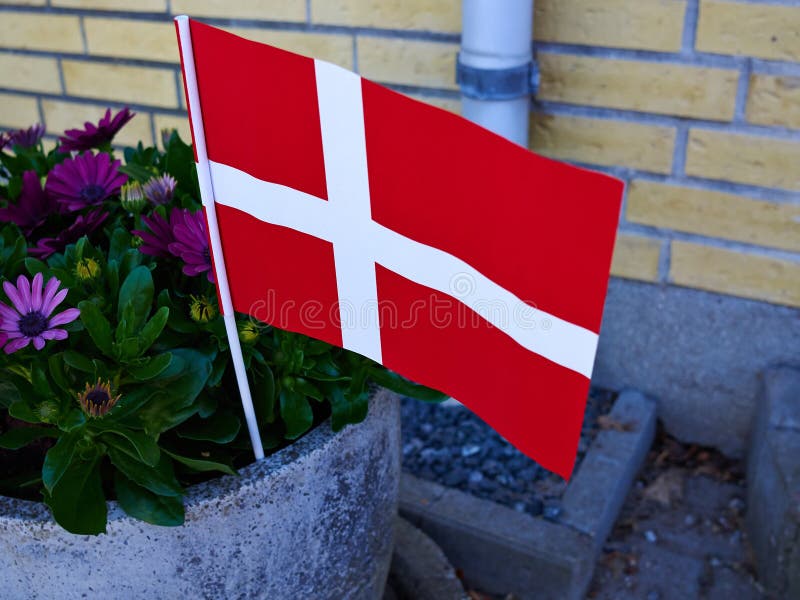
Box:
[728,497,745,513]
[709,556,722,567]
[443,469,466,487]
[543,503,561,522]
[420,423,434,435]
[468,471,484,484]
[644,530,658,543]
[684,514,696,527]
[513,502,526,513]
[461,444,481,458]
[646,591,660,600]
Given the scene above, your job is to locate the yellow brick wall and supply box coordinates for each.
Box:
[0,0,798,309]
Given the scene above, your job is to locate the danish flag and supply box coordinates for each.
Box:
[176,19,623,478]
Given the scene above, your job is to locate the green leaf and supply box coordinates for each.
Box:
[0,380,22,409]
[118,163,156,184]
[176,411,240,444]
[368,367,448,403]
[42,431,81,493]
[62,349,96,373]
[78,301,114,357]
[43,457,106,535]
[127,353,172,381]
[8,401,40,424]
[48,354,71,394]
[117,265,154,332]
[24,257,48,276]
[114,470,184,527]
[108,448,183,497]
[294,377,323,402]
[253,366,275,425]
[0,426,59,449]
[56,409,86,432]
[326,384,368,432]
[115,301,137,342]
[109,228,133,264]
[132,349,213,434]
[280,388,313,439]
[101,427,160,467]
[30,363,53,398]
[138,306,169,354]
[163,447,237,477]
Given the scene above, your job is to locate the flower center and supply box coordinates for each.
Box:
[79,184,106,203]
[85,388,110,407]
[18,311,48,337]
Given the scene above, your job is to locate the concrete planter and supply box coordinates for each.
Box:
[0,389,401,600]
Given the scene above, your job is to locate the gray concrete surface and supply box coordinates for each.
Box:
[594,278,800,457]
[0,390,401,600]
[386,517,467,600]
[400,390,656,600]
[746,367,800,598]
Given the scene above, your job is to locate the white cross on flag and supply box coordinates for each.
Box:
[175,18,623,478]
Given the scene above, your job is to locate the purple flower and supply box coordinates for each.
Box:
[0,170,60,235]
[168,208,215,283]
[8,124,45,149]
[0,273,80,353]
[133,210,176,258]
[45,152,127,212]
[143,174,177,206]
[29,208,108,259]
[57,107,135,153]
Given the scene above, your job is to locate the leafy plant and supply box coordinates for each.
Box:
[0,113,445,534]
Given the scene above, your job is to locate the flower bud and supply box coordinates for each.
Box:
[74,257,101,281]
[238,320,260,344]
[189,295,216,323]
[78,379,120,418]
[120,181,147,213]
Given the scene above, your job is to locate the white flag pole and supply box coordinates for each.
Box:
[175,15,265,460]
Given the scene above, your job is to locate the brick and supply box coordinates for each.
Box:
[84,18,177,63]
[747,74,800,130]
[62,60,178,108]
[0,54,60,94]
[696,1,800,62]
[312,0,460,33]
[534,0,687,52]
[0,93,39,129]
[52,0,165,10]
[670,242,800,308]
[153,113,191,147]
[171,0,305,22]
[610,233,662,282]
[227,28,353,70]
[686,129,800,191]
[357,36,458,90]
[42,99,153,147]
[538,54,737,121]
[0,12,82,53]
[531,114,675,173]
[408,94,460,115]
[0,0,45,5]
[627,180,800,253]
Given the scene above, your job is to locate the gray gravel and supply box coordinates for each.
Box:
[401,388,616,519]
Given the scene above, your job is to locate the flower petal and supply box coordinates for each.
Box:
[42,328,68,340]
[3,280,24,313]
[16,275,32,312]
[4,337,31,354]
[48,307,80,327]
[32,336,45,350]
[41,288,68,317]
[31,272,44,311]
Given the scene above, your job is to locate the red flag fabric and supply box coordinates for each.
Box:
[178,20,623,478]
